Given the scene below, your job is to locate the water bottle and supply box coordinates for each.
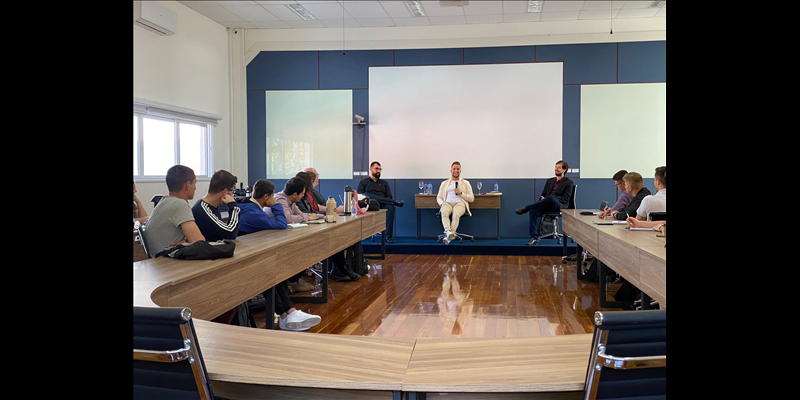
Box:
[427,182,432,195]
[494,182,499,193]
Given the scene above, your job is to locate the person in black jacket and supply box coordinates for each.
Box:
[607,172,650,221]
[515,160,575,245]
[357,161,404,243]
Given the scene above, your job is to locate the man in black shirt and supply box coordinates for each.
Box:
[515,160,574,245]
[358,161,404,242]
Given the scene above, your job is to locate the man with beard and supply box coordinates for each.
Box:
[357,161,404,243]
[435,161,474,245]
[515,160,575,245]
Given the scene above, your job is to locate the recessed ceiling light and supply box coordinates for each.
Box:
[527,0,543,13]
[286,4,316,20]
[404,1,426,17]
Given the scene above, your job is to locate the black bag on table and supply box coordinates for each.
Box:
[155,240,236,260]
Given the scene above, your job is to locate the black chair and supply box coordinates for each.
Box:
[540,184,577,244]
[583,310,666,400]
[650,212,666,221]
[151,194,165,208]
[136,224,151,259]
[133,306,215,400]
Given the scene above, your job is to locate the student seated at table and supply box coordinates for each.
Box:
[606,172,651,221]
[238,178,322,331]
[143,165,204,258]
[133,181,149,225]
[294,171,324,216]
[635,166,666,221]
[144,165,238,324]
[192,169,241,241]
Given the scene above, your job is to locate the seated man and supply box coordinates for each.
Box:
[436,161,474,245]
[237,178,287,233]
[607,172,651,221]
[635,166,666,221]
[274,177,319,224]
[143,165,204,257]
[515,160,575,245]
[191,169,240,242]
[237,178,322,332]
[357,161,404,243]
[598,170,634,219]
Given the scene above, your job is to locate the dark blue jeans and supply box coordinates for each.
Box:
[523,195,561,238]
[367,194,396,238]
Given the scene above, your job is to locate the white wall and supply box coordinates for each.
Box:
[133,1,231,214]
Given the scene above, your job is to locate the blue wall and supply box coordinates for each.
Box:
[246,41,666,238]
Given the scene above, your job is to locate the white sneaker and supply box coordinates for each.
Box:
[448,232,457,241]
[279,310,322,331]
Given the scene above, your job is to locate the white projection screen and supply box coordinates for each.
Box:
[265,90,352,179]
[368,63,563,179]
[580,83,666,179]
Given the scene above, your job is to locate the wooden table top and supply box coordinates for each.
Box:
[403,334,593,393]
[414,194,502,209]
[561,210,666,308]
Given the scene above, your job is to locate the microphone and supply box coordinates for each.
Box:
[455,182,458,188]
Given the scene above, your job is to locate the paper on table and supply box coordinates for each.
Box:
[288,223,309,228]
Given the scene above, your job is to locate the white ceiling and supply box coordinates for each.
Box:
[178,1,666,30]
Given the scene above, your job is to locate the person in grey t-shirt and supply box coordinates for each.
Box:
[143,165,205,257]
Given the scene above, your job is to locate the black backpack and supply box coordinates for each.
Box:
[155,240,236,260]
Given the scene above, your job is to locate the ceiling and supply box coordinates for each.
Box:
[177,1,666,30]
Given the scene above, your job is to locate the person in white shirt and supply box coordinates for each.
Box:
[436,161,474,245]
[636,166,666,221]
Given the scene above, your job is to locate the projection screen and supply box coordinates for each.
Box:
[580,83,666,179]
[368,62,563,179]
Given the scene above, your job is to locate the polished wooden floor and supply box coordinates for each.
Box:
[253,254,623,337]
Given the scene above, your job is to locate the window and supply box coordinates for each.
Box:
[133,113,212,178]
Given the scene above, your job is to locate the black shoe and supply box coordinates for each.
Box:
[330,270,351,282]
[526,237,539,245]
[394,200,404,207]
[344,269,361,281]
[386,236,394,243]
[515,207,527,215]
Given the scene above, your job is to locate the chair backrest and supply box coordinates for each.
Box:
[650,212,666,221]
[584,310,666,400]
[133,306,214,400]
[568,184,577,209]
[151,194,165,208]
[137,225,151,259]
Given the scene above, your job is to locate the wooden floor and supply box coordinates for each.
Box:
[253,254,623,337]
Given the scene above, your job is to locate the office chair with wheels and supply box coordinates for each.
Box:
[435,210,474,244]
[540,184,577,244]
[133,306,215,400]
[584,310,666,400]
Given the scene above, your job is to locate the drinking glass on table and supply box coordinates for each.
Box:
[419,181,424,194]
[477,182,482,194]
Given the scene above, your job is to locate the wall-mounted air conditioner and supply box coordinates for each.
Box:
[133,1,177,36]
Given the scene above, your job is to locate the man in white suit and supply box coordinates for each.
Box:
[436,161,474,245]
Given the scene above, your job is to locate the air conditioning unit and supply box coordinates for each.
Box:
[134,1,177,36]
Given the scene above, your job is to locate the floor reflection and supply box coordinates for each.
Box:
[286,255,621,338]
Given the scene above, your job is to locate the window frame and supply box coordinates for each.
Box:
[133,112,213,180]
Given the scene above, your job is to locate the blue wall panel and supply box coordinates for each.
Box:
[395,48,463,66]
[247,91,266,184]
[536,43,617,84]
[464,45,535,64]
[246,41,665,236]
[562,85,581,172]
[352,89,369,175]
[319,50,394,89]
[247,51,319,90]
[618,41,666,83]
